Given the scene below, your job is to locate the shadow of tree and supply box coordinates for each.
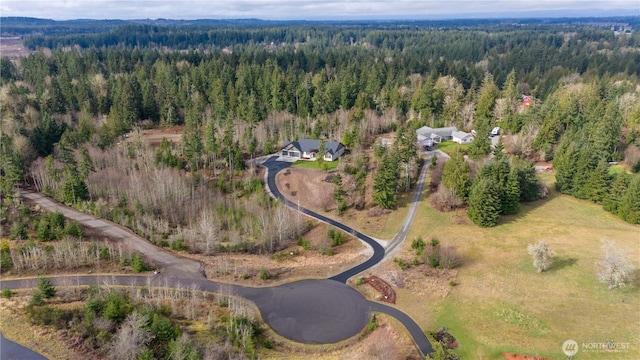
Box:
[548,256,578,272]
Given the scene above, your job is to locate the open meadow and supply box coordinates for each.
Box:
[391,173,640,359]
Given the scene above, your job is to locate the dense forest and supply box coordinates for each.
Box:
[1,18,639,244]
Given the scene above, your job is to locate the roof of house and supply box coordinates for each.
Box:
[416,126,459,138]
[452,130,473,139]
[282,139,344,155]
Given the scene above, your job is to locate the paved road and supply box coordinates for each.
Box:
[21,191,204,280]
[1,332,47,360]
[8,156,434,357]
[384,155,431,258]
[262,156,433,356]
[0,275,370,345]
[262,157,386,283]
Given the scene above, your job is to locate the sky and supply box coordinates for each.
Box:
[0,0,638,20]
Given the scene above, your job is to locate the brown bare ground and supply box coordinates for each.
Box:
[0,38,33,59]
[195,223,370,285]
[276,167,408,239]
[134,125,184,146]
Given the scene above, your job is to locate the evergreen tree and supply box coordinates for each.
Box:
[571,147,599,199]
[475,72,499,127]
[493,136,505,160]
[553,138,579,194]
[512,158,540,202]
[502,169,521,215]
[442,149,472,199]
[583,159,612,204]
[603,172,630,215]
[467,177,501,227]
[469,123,492,159]
[373,150,400,209]
[618,175,640,224]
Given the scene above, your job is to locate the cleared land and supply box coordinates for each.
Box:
[0,38,32,59]
[276,167,413,240]
[364,173,639,359]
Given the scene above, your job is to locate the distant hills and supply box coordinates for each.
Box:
[1,15,638,36]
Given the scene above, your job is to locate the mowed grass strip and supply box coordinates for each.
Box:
[403,174,640,359]
[437,140,472,155]
[291,159,340,171]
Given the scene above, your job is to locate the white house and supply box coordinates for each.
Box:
[281,139,345,162]
[452,130,474,144]
[416,126,458,143]
[416,126,474,146]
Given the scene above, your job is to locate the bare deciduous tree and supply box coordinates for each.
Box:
[598,240,635,289]
[109,311,151,360]
[527,241,555,273]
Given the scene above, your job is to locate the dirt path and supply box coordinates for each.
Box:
[20,190,204,280]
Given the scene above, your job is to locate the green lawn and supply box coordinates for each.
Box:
[436,140,471,154]
[397,174,640,359]
[608,164,631,176]
[291,159,340,171]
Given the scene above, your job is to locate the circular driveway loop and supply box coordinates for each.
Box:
[245,279,370,343]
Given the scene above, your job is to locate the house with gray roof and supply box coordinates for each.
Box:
[416,126,474,147]
[281,139,345,162]
[452,130,474,144]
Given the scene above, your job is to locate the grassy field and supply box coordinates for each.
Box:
[291,159,340,171]
[608,164,631,176]
[437,140,472,155]
[398,173,640,359]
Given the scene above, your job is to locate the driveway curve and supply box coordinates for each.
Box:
[262,157,386,283]
[0,275,370,346]
[1,332,48,360]
[261,156,434,356]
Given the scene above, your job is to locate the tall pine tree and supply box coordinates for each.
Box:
[442,148,472,199]
[467,177,501,227]
[373,150,400,209]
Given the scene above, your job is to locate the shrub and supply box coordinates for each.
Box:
[394,257,411,271]
[297,237,311,250]
[36,220,53,241]
[367,314,379,332]
[169,239,186,251]
[2,286,14,299]
[103,291,132,323]
[320,247,334,256]
[9,222,28,240]
[26,305,75,328]
[429,185,465,212]
[30,292,44,306]
[337,199,348,215]
[438,246,462,269]
[328,229,346,247]
[37,277,56,299]
[131,254,151,272]
[411,236,426,255]
[0,241,12,271]
[64,221,84,237]
[259,268,271,280]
